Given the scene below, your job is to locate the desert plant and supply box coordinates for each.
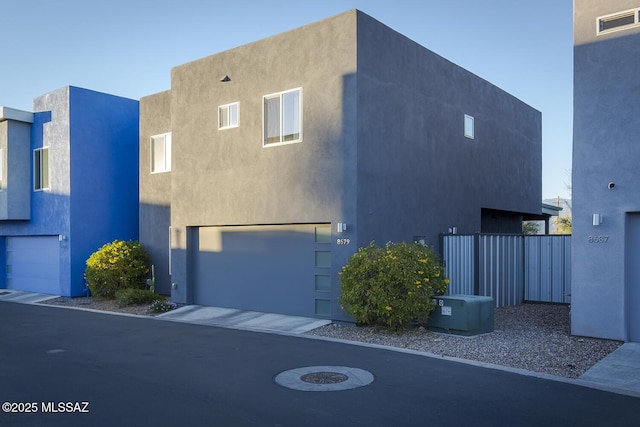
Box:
[149,299,177,314]
[115,288,165,307]
[146,264,156,293]
[338,241,449,331]
[85,240,150,298]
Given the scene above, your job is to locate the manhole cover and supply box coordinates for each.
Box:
[300,371,348,384]
[275,366,374,392]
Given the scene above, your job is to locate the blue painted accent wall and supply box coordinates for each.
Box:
[68,87,139,296]
[0,86,139,296]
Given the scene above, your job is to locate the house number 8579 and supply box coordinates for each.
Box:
[588,236,609,243]
[336,239,351,245]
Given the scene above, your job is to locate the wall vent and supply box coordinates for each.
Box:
[597,8,640,35]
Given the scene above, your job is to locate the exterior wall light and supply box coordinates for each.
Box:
[337,223,347,233]
[592,214,603,226]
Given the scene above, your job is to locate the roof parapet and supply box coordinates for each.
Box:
[0,106,34,123]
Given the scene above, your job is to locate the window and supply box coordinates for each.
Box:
[218,102,239,129]
[263,88,302,146]
[34,147,49,191]
[150,133,171,173]
[597,8,640,35]
[464,114,475,139]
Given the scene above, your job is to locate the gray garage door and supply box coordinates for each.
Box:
[192,224,332,318]
[6,236,60,295]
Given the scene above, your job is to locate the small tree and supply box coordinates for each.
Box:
[522,221,541,235]
[557,216,572,234]
[338,241,449,331]
[85,240,149,298]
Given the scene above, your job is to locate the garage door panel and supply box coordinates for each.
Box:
[7,236,60,294]
[194,224,330,317]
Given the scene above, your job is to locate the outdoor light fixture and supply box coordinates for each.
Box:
[592,214,603,226]
[220,75,231,82]
[337,223,347,233]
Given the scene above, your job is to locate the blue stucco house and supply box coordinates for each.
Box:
[0,86,139,297]
[573,0,640,342]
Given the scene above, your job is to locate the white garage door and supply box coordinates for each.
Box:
[6,236,60,295]
[192,224,332,318]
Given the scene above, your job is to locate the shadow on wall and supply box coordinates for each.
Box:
[139,203,171,295]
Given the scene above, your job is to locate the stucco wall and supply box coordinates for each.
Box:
[166,11,359,307]
[68,87,140,296]
[572,0,640,340]
[141,10,542,319]
[0,119,31,219]
[355,12,542,248]
[139,90,172,294]
[0,87,139,296]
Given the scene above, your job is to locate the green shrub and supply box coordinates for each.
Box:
[85,240,150,298]
[338,241,449,331]
[115,288,165,307]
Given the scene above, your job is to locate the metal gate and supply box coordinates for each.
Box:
[441,234,571,307]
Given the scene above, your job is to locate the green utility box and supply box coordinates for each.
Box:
[428,295,494,336]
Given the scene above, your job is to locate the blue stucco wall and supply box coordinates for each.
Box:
[68,87,139,296]
[0,86,139,296]
[572,0,640,341]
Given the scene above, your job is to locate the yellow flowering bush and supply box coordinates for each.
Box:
[338,241,449,331]
[85,240,149,298]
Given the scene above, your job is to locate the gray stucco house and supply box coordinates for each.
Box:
[140,10,541,320]
[572,0,640,342]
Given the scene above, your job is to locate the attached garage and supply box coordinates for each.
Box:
[6,236,60,295]
[192,224,332,318]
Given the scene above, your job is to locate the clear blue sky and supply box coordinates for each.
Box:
[1,0,573,200]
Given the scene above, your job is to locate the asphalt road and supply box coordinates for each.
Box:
[0,302,637,427]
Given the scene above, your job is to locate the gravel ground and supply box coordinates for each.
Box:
[41,298,621,379]
[40,296,166,316]
[306,303,623,379]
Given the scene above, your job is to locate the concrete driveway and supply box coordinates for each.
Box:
[1,301,638,427]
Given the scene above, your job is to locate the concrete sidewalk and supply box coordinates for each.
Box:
[0,290,330,334]
[580,342,640,394]
[1,289,639,398]
[156,304,331,334]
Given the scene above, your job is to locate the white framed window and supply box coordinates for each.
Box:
[150,133,171,173]
[218,102,239,130]
[464,114,475,139]
[34,147,50,191]
[263,87,302,147]
[597,8,640,35]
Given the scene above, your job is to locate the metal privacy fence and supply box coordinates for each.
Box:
[441,234,571,307]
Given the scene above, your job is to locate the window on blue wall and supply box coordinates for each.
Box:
[33,147,49,191]
[464,114,475,139]
[263,88,302,146]
[150,133,171,173]
[218,102,239,130]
